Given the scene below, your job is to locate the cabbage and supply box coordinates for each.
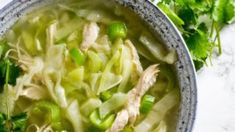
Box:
[98,93,127,119]
[93,35,111,54]
[21,31,37,55]
[45,44,66,71]
[139,34,177,64]
[118,45,133,92]
[55,19,84,42]
[80,98,102,116]
[152,121,167,132]
[97,51,122,94]
[87,51,103,72]
[89,73,102,92]
[67,66,85,83]
[66,100,83,132]
[135,89,179,132]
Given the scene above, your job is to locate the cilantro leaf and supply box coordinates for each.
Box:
[0,59,21,92]
[158,3,185,27]
[185,28,211,61]
[213,0,235,24]
[0,112,28,132]
[11,113,27,132]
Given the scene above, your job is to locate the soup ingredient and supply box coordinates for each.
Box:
[66,100,83,132]
[139,34,176,64]
[69,48,86,65]
[155,0,235,70]
[89,110,115,129]
[0,59,20,89]
[80,22,100,52]
[0,112,27,132]
[152,121,167,132]
[99,93,127,119]
[30,100,61,129]
[135,89,179,132]
[108,65,159,132]
[107,22,127,40]
[140,95,155,114]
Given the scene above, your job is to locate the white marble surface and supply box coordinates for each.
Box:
[1,1,235,132]
[194,23,235,132]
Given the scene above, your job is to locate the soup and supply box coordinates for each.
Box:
[0,0,179,132]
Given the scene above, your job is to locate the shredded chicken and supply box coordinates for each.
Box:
[80,22,100,51]
[108,64,159,132]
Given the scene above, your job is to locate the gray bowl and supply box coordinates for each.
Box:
[0,0,197,132]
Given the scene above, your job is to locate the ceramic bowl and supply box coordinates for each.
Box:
[0,0,197,132]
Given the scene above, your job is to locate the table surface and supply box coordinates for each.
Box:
[1,1,235,132]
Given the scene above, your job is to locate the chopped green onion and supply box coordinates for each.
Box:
[100,91,112,101]
[140,95,155,114]
[69,48,85,65]
[89,110,115,129]
[107,22,127,40]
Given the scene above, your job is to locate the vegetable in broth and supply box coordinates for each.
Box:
[0,0,180,131]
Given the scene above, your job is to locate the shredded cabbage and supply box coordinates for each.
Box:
[97,50,122,94]
[118,45,133,92]
[80,98,102,117]
[139,34,177,64]
[98,93,127,119]
[66,100,83,132]
[152,121,167,132]
[135,89,179,132]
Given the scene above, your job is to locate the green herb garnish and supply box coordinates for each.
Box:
[155,0,235,70]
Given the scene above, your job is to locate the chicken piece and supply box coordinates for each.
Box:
[108,65,159,132]
[80,22,100,51]
[108,110,129,132]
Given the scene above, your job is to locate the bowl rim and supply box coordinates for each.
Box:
[0,0,197,132]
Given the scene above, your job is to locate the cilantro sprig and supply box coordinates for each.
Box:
[154,0,235,70]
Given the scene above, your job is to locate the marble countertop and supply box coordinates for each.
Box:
[1,1,235,132]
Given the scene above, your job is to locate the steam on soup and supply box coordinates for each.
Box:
[0,0,179,132]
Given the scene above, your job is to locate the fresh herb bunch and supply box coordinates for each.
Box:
[153,0,235,70]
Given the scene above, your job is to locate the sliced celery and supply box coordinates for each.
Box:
[140,95,155,114]
[89,110,115,129]
[107,22,127,40]
[69,48,86,65]
[31,100,61,129]
[100,91,112,102]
